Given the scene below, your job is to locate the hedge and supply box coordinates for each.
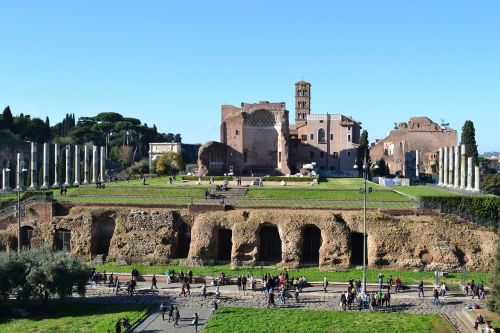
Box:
[419,195,500,221]
[262,176,319,182]
[181,176,234,181]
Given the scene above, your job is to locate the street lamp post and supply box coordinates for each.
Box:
[12,161,28,253]
[354,153,378,294]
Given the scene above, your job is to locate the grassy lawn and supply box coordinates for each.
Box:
[54,196,196,205]
[245,188,410,201]
[237,198,416,209]
[64,186,205,197]
[392,186,459,198]
[0,302,150,333]
[203,307,454,333]
[92,263,489,287]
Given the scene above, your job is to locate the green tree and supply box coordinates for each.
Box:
[95,112,123,123]
[156,151,184,175]
[488,243,500,313]
[356,130,369,171]
[174,133,182,143]
[373,158,390,177]
[2,106,13,130]
[460,120,478,164]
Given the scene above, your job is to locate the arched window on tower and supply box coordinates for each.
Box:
[318,128,326,143]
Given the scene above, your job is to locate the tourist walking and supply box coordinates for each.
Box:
[433,288,440,305]
[211,300,218,315]
[173,307,180,327]
[168,305,174,322]
[160,302,167,320]
[418,281,424,297]
[201,282,207,299]
[151,274,158,289]
[192,313,199,332]
[323,277,328,293]
[378,273,384,290]
[395,276,402,293]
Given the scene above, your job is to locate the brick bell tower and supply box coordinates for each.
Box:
[295,80,311,125]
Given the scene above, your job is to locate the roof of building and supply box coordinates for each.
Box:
[295,80,310,85]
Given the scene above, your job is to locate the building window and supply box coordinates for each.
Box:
[301,135,307,141]
[243,151,247,162]
[310,151,315,159]
[330,133,334,140]
[318,128,325,143]
[347,152,351,157]
[333,152,338,158]
[320,151,324,158]
[348,126,351,131]
[235,130,239,135]
[310,133,314,140]
[348,135,351,142]
[55,229,71,252]
[319,120,323,123]
[279,151,281,161]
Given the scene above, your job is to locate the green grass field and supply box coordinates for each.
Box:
[203,307,454,333]
[92,263,489,287]
[0,302,150,333]
[392,186,459,198]
[245,188,410,201]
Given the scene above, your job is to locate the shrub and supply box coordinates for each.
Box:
[0,246,88,304]
[181,176,233,181]
[488,243,500,313]
[481,174,500,196]
[262,176,319,182]
[127,159,150,175]
[156,151,184,175]
[419,195,500,221]
[0,232,16,251]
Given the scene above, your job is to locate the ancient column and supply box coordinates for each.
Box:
[73,145,81,186]
[63,144,71,187]
[41,143,50,189]
[447,146,454,187]
[2,168,11,191]
[53,144,60,188]
[15,153,23,190]
[99,146,105,182]
[460,145,467,189]
[92,146,98,183]
[443,146,449,186]
[474,165,480,193]
[29,142,38,190]
[453,145,460,188]
[415,150,419,179]
[438,148,443,185]
[466,157,473,191]
[82,145,90,184]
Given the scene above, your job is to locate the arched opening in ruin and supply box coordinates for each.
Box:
[20,226,34,249]
[92,220,115,255]
[301,225,322,266]
[217,228,232,263]
[350,232,367,266]
[54,228,71,252]
[258,224,282,264]
[176,222,191,258]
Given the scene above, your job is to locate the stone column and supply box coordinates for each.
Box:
[438,147,443,185]
[29,142,38,190]
[82,145,90,184]
[466,157,473,191]
[447,146,454,187]
[99,146,105,182]
[41,143,50,189]
[63,144,71,187]
[15,153,23,190]
[443,146,449,186]
[73,145,81,186]
[460,144,467,189]
[474,165,480,193]
[453,145,460,188]
[92,146,98,183]
[2,168,11,191]
[53,144,60,188]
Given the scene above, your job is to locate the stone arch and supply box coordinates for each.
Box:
[350,232,367,266]
[176,222,191,258]
[54,228,71,252]
[217,228,232,263]
[258,224,282,265]
[91,218,115,255]
[20,225,34,249]
[301,225,322,266]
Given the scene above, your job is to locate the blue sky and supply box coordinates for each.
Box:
[1,1,499,151]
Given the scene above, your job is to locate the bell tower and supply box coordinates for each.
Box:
[295,80,311,125]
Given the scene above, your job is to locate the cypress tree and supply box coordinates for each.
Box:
[2,106,13,130]
[460,120,478,163]
[356,130,370,170]
[45,116,50,127]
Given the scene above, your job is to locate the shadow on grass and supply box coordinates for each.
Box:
[0,295,173,324]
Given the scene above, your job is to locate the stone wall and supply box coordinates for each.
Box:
[0,204,497,271]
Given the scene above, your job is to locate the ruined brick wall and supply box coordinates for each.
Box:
[371,117,457,176]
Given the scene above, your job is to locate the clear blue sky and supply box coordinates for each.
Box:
[1,1,499,151]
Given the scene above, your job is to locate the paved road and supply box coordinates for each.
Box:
[81,280,486,332]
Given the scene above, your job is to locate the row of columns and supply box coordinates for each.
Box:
[1,143,105,191]
[437,144,480,192]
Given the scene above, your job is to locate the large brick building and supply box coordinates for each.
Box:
[370,117,457,178]
[198,81,361,176]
